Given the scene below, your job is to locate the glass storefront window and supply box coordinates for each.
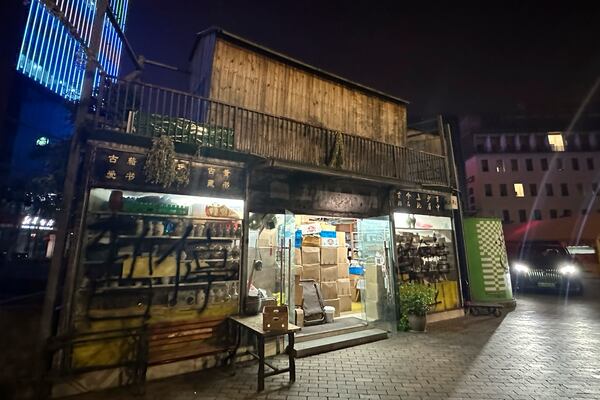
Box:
[393,212,461,312]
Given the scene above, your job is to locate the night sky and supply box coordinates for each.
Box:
[123,1,600,120]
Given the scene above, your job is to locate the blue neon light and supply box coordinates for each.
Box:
[16,0,128,101]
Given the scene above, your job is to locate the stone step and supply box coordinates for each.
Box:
[294,328,388,358]
[295,320,369,343]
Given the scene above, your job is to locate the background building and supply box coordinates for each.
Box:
[0,0,128,263]
[465,130,600,225]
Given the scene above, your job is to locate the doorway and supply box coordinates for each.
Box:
[245,212,396,334]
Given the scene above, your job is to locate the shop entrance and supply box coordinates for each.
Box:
[246,212,396,336]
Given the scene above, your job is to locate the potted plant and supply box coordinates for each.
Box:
[398,282,437,332]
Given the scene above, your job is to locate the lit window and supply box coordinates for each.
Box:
[514,183,525,197]
[547,132,565,152]
[496,160,505,173]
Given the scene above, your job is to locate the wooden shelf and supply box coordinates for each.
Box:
[114,235,241,241]
[84,280,238,293]
[89,211,242,221]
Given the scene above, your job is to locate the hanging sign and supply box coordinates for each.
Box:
[91,148,244,197]
[394,190,448,215]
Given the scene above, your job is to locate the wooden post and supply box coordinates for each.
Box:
[35,0,109,393]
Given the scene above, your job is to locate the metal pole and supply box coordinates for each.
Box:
[437,115,452,187]
[35,0,109,392]
[443,121,470,304]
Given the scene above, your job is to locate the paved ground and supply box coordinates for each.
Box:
[67,276,600,400]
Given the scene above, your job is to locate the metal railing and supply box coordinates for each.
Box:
[94,75,448,186]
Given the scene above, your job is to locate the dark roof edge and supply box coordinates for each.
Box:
[190,27,410,105]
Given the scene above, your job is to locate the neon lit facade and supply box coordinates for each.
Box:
[16,0,128,101]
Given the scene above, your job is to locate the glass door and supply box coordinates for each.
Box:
[356,216,396,331]
[246,212,295,322]
[282,210,296,323]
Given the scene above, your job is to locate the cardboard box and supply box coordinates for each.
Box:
[263,306,288,332]
[294,265,303,277]
[335,223,353,233]
[301,223,321,235]
[302,247,320,264]
[320,247,337,265]
[337,247,348,263]
[321,237,338,247]
[320,223,336,231]
[320,265,338,282]
[338,262,349,279]
[294,273,301,286]
[294,248,302,264]
[294,284,304,306]
[335,231,346,247]
[302,264,320,281]
[320,281,338,300]
[337,278,351,296]
[302,235,321,247]
[323,298,341,317]
[339,294,352,312]
[295,308,304,327]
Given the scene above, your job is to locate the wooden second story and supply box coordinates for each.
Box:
[92,30,449,187]
[190,28,408,147]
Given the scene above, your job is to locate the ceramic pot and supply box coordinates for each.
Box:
[408,314,427,332]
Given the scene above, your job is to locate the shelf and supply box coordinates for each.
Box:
[395,228,450,232]
[88,211,242,221]
[83,280,238,293]
[113,235,241,241]
[84,257,239,265]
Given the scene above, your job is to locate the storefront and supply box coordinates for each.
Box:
[245,168,398,336]
[392,189,463,318]
[53,141,248,395]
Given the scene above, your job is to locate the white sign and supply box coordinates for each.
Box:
[21,215,55,231]
[300,223,321,235]
[450,195,459,210]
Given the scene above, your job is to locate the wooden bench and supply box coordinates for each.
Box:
[146,318,236,366]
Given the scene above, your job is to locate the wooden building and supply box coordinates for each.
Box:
[190,28,408,147]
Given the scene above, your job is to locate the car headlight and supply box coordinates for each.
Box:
[559,264,578,275]
[513,262,530,273]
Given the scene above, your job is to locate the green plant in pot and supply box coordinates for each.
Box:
[398,282,437,332]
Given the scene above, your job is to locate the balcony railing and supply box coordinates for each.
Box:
[94,76,448,186]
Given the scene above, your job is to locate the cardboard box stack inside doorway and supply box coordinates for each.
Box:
[294,216,357,320]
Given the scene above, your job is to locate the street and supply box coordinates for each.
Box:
[67,276,600,400]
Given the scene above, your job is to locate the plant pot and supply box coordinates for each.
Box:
[407,314,427,332]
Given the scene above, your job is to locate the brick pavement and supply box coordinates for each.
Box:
[68,279,600,400]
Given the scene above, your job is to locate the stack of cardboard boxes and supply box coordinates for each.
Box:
[293,227,353,319]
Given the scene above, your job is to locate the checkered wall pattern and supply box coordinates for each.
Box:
[476,220,508,293]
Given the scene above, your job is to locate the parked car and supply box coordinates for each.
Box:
[507,241,583,295]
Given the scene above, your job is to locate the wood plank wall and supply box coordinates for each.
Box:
[204,39,407,147]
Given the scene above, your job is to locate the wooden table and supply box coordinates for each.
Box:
[228,315,301,391]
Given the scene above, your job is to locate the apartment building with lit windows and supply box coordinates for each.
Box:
[465,130,600,225]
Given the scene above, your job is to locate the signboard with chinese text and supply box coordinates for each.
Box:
[91,147,244,198]
[394,190,449,216]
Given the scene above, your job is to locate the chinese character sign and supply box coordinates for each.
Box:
[395,190,447,215]
[93,148,244,197]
